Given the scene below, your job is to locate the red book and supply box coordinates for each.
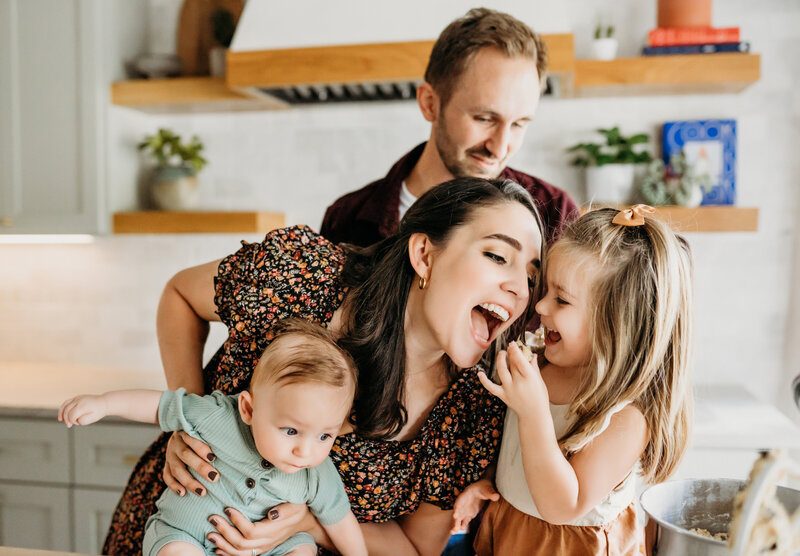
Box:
[649,27,740,47]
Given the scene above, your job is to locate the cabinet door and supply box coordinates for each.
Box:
[72,422,160,488]
[0,482,71,550]
[0,417,70,484]
[73,488,122,555]
[0,0,105,234]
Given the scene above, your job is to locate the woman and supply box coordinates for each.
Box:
[103,177,545,555]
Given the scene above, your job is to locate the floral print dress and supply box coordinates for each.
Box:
[102,226,504,554]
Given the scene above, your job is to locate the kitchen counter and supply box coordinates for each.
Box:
[0,548,86,556]
[0,362,166,418]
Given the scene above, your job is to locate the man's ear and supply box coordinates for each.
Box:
[416,82,440,123]
[238,390,255,425]
[408,233,435,282]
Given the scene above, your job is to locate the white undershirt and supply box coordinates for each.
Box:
[398,181,418,221]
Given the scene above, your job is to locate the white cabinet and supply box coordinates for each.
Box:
[0,414,158,553]
[0,0,106,234]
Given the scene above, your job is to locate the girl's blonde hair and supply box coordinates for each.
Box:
[552,208,693,484]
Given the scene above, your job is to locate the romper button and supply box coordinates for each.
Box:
[261,459,272,470]
[246,478,256,488]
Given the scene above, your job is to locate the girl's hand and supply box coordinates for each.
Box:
[451,479,499,534]
[163,431,219,497]
[478,342,548,418]
[58,395,107,427]
[207,503,309,555]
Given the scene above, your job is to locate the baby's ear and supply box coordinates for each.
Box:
[238,391,255,425]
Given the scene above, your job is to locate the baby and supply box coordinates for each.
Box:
[59,319,366,556]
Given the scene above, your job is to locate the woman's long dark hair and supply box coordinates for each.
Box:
[339,177,544,439]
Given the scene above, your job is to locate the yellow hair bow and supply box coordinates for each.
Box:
[611,204,655,227]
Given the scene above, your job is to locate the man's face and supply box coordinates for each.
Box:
[432,46,541,179]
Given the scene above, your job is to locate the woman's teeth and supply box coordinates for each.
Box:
[479,303,509,322]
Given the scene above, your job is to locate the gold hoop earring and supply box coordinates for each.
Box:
[418,276,428,290]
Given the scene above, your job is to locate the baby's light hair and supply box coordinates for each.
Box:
[551,208,694,484]
[251,319,357,397]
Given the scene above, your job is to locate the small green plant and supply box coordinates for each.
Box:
[211,8,236,48]
[594,24,615,39]
[137,128,207,174]
[567,127,652,167]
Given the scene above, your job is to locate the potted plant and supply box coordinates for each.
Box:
[210,8,236,77]
[567,127,652,204]
[640,152,713,207]
[591,23,617,60]
[138,128,207,211]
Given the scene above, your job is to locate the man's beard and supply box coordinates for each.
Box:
[433,122,504,180]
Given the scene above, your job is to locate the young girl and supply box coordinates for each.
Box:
[455,205,694,555]
[59,319,367,556]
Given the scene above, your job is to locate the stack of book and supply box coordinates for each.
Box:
[642,26,749,56]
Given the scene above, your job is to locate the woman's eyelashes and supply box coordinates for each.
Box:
[484,251,507,264]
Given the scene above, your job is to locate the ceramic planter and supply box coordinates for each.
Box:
[591,38,618,61]
[586,164,635,204]
[150,166,199,211]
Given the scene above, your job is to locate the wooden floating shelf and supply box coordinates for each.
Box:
[111,44,760,112]
[571,53,760,97]
[113,211,285,234]
[584,206,758,233]
[110,77,287,114]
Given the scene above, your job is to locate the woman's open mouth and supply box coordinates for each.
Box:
[471,303,510,345]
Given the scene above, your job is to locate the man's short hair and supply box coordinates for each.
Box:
[251,318,357,394]
[424,7,549,106]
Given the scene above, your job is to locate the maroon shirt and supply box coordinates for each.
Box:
[320,142,579,247]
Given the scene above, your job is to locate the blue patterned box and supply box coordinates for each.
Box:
[662,119,737,205]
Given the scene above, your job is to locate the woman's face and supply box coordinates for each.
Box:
[415,201,542,369]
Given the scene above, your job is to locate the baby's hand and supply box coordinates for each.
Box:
[450,479,500,534]
[58,395,107,427]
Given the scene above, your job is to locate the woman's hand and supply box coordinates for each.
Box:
[163,431,219,497]
[207,503,310,555]
[478,342,549,419]
[450,479,499,534]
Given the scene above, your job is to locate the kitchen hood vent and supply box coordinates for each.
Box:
[226,1,573,106]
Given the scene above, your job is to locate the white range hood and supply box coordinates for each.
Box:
[226,0,573,105]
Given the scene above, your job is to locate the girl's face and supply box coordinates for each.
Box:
[415,202,542,369]
[534,248,597,371]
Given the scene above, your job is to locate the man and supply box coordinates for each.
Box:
[320,7,578,248]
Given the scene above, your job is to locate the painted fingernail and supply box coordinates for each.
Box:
[195,487,204,495]
[209,517,217,526]
[208,471,218,481]
[269,509,279,520]
[207,452,217,462]
[208,536,217,545]
[177,489,184,497]
[224,508,232,517]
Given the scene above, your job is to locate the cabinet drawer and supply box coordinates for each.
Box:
[73,423,160,488]
[0,418,70,484]
[0,482,71,551]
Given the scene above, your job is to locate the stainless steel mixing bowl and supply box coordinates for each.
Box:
[640,478,800,555]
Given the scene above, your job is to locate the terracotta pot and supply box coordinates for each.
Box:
[657,0,712,28]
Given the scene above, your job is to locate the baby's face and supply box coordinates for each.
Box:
[242,380,352,474]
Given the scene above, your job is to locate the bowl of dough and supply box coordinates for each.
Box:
[641,453,800,556]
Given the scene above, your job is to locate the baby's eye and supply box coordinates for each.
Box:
[319,433,331,441]
[282,428,298,436]
[484,252,506,264]
[556,297,569,305]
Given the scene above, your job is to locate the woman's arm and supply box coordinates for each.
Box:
[208,502,451,556]
[157,259,222,394]
[157,259,223,495]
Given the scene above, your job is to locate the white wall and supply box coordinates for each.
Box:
[1,0,799,418]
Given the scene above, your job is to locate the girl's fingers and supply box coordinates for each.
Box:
[506,342,530,376]
[478,371,505,402]
[495,350,513,386]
